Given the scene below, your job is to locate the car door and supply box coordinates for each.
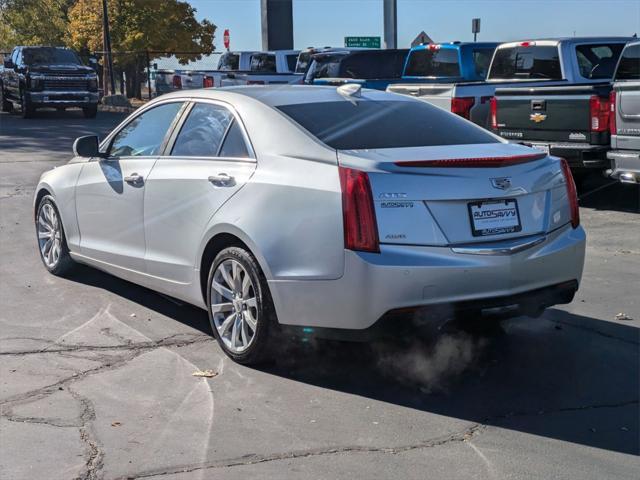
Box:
[75,101,185,272]
[143,101,257,283]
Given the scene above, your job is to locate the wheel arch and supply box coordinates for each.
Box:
[198,228,272,305]
[34,186,53,220]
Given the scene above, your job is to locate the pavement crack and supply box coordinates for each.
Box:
[68,388,104,480]
[117,423,484,479]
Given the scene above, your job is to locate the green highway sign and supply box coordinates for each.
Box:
[344,36,381,48]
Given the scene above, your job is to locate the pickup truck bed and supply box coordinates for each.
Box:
[491,83,613,172]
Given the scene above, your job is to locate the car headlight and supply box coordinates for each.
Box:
[88,75,98,91]
[29,74,45,89]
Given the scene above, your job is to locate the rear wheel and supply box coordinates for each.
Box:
[35,196,75,276]
[207,246,277,365]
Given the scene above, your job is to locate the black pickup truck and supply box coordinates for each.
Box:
[489,39,631,180]
[0,46,99,118]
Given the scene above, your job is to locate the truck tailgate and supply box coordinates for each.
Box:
[494,84,610,144]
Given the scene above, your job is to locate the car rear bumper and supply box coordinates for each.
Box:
[269,223,586,332]
[547,143,609,170]
[27,91,99,107]
[607,150,640,184]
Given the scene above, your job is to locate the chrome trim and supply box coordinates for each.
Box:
[451,236,546,256]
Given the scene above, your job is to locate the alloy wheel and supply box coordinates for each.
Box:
[210,259,258,353]
[37,203,62,268]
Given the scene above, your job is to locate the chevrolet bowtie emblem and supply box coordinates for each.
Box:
[530,113,547,123]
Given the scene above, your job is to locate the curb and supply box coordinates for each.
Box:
[98,105,137,113]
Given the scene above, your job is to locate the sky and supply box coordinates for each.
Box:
[188,0,639,52]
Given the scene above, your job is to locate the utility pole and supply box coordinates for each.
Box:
[101,0,115,96]
[383,0,397,49]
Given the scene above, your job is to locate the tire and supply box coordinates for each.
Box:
[0,85,12,113]
[82,105,98,118]
[35,195,75,276]
[20,91,34,118]
[206,246,277,365]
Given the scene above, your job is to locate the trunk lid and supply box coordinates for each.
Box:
[338,143,571,246]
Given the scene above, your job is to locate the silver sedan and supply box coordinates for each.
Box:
[34,85,586,364]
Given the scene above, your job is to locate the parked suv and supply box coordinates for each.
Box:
[607,40,640,184]
[0,46,99,118]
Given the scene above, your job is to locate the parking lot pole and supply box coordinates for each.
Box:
[383,0,397,49]
[260,0,293,50]
[146,50,152,100]
[101,0,115,95]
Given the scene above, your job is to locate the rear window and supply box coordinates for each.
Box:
[472,48,495,78]
[576,43,625,79]
[286,54,298,73]
[277,100,498,150]
[250,53,276,73]
[305,50,407,82]
[489,45,562,80]
[404,48,461,77]
[218,53,239,71]
[615,44,640,80]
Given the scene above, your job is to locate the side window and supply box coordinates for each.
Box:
[473,49,494,78]
[219,120,251,158]
[286,54,298,73]
[171,103,233,157]
[109,102,183,157]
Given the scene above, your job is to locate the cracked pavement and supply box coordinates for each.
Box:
[1,110,639,479]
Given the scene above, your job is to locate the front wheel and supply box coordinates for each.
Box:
[21,92,34,118]
[0,85,13,112]
[207,246,277,365]
[36,196,75,275]
[82,105,98,118]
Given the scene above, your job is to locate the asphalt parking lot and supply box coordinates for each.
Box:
[1,109,638,480]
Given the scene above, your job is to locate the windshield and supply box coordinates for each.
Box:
[22,47,80,65]
[295,51,312,73]
[488,45,562,80]
[404,48,461,77]
[276,100,498,150]
[615,44,640,80]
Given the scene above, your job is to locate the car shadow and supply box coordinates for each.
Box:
[62,264,639,455]
[578,174,640,213]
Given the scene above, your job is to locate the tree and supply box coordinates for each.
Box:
[0,0,75,49]
[66,0,216,98]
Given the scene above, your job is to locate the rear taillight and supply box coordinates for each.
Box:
[172,75,182,89]
[560,159,580,229]
[589,95,610,132]
[395,152,546,168]
[451,97,475,120]
[203,75,214,88]
[490,96,498,129]
[338,167,379,253]
[609,90,617,135]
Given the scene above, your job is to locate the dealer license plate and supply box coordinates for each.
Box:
[468,199,522,237]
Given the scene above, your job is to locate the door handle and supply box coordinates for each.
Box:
[124,173,144,185]
[208,173,235,187]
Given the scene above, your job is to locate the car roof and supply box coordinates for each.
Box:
[411,42,499,50]
[497,37,632,48]
[158,84,411,108]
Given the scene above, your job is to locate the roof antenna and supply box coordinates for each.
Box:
[337,83,362,104]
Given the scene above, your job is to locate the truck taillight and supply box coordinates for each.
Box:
[560,159,580,229]
[339,167,379,253]
[172,75,182,89]
[490,96,498,129]
[589,95,610,132]
[451,97,475,120]
[609,90,617,135]
[203,76,214,88]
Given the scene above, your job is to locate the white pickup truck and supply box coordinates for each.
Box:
[156,50,302,94]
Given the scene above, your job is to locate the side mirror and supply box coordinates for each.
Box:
[73,135,101,158]
[3,58,14,69]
